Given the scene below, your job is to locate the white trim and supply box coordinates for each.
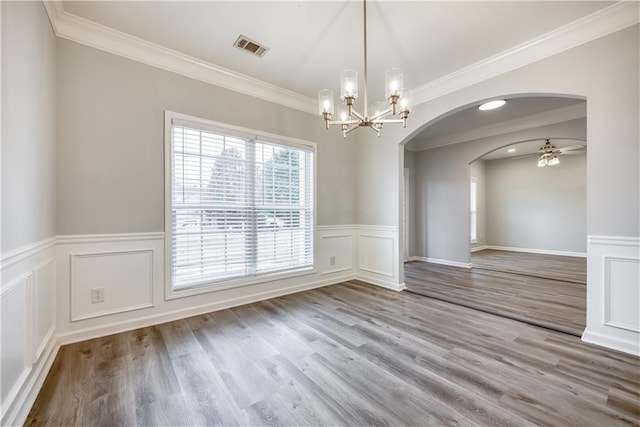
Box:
[1,330,59,427]
[470,245,488,253]
[0,272,32,297]
[355,224,399,232]
[409,256,472,269]
[58,274,352,345]
[485,245,587,258]
[1,237,56,270]
[588,235,640,247]
[317,224,399,233]
[411,2,640,106]
[317,225,354,232]
[582,329,640,357]
[355,275,406,292]
[409,103,586,152]
[56,232,165,245]
[42,2,316,114]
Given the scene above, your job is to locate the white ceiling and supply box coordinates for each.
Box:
[62,1,612,101]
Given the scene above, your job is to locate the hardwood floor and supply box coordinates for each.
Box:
[471,249,587,284]
[405,261,586,336]
[26,280,638,426]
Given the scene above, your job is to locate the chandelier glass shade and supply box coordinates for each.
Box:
[318,0,411,137]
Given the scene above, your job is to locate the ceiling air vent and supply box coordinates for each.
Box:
[233,35,269,58]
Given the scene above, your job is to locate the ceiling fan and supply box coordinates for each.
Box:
[511,138,586,167]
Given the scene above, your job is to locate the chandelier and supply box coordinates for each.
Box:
[537,139,560,167]
[318,0,411,137]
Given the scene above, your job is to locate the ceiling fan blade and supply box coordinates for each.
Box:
[561,150,587,155]
[558,144,586,153]
[509,153,540,160]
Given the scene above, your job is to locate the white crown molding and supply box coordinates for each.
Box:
[42,1,317,115]
[408,102,586,152]
[43,2,638,118]
[411,2,640,106]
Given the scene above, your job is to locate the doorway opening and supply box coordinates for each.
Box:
[402,95,587,336]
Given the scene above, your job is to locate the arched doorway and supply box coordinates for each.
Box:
[399,95,588,335]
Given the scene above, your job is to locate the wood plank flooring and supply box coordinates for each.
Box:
[471,249,587,284]
[405,261,586,336]
[26,280,638,426]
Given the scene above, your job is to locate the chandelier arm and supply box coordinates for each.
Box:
[328,119,360,125]
[350,109,366,122]
[344,124,360,135]
[367,124,381,136]
[369,108,394,122]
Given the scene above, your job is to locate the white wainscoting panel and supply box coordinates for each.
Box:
[583,235,640,356]
[1,274,31,410]
[359,235,394,277]
[318,226,354,276]
[70,250,154,321]
[33,258,56,361]
[355,226,405,291]
[604,257,640,332]
[1,238,58,427]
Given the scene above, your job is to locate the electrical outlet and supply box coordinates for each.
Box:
[330,256,336,266]
[91,288,105,304]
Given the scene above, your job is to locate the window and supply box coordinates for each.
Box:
[470,177,477,243]
[165,112,315,296]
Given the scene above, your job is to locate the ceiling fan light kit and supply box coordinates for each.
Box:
[318,0,411,138]
[537,139,560,167]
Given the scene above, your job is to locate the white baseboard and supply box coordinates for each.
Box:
[356,273,406,291]
[582,328,639,357]
[1,331,59,427]
[408,256,472,269]
[484,245,586,258]
[470,245,488,253]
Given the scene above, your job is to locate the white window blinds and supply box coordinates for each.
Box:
[169,119,314,290]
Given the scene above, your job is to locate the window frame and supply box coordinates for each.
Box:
[164,110,317,300]
[470,176,478,244]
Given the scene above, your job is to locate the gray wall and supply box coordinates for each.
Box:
[56,39,356,235]
[470,160,486,248]
[486,153,586,253]
[1,2,57,252]
[408,119,586,262]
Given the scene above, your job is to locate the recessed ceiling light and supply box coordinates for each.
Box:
[508,148,516,153]
[478,100,506,111]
